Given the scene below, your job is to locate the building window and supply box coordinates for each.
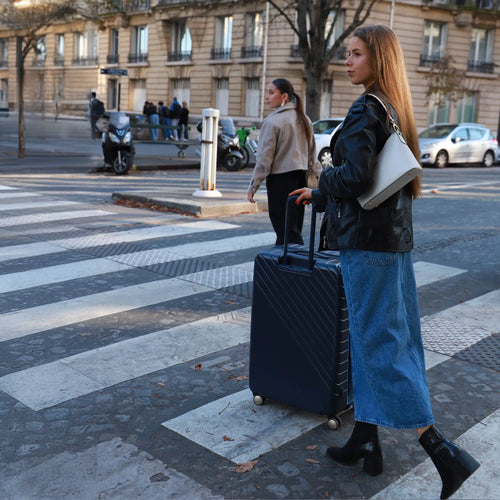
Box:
[457,93,477,123]
[33,36,46,67]
[215,78,229,115]
[55,34,64,66]
[108,29,119,64]
[241,13,262,58]
[172,78,190,107]
[168,22,192,61]
[326,10,346,59]
[428,92,450,126]
[0,39,8,68]
[212,16,232,60]
[468,28,494,73]
[73,30,98,66]
[421,21,447,67]
[245,78,260,117]
[129,26,148,63]
[108,79,118,110]
[320,80,332,119]
[0,79,8,104]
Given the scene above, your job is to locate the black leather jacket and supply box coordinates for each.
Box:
[312,94,414,252]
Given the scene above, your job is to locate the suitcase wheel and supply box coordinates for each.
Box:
[253,394,265,406]
[327,416,342,430]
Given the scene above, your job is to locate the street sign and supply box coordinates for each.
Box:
[100,68,128,76]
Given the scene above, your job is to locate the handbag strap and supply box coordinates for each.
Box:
[366,93,402,137]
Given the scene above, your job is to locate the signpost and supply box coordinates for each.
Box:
[100,69,128,110]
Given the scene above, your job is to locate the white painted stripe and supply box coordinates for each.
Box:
[163,388,325,464]
[0,192,42,199]
[0,308,251,410]
[0,186,17,191]
[0,210,112,227]
[371,408,500,499]
[0,201,79,211]
[413,261,466,287]
[0,220,238,263]
[0,258,133,294]
[0,278,212,342]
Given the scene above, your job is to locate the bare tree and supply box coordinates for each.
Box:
[0,0,105,158]
[266,0,378,121]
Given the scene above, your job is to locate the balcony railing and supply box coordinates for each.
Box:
[423,0,500,9]
[128,53,148,63]
[72,57,98,66]
[290,44,346,61]
[240,46,262,58]
[419,54,445,67]
[107,54,119,64]
[32,59,46,68]
[0,60,7,68]
[54,55,64,66]
[467,60,495,73]
[100,0,150,12]
[167,50,192,62]
[211,48,231,60]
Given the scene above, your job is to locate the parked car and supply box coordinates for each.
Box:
[418,123,498,168]
[313,118,344,167]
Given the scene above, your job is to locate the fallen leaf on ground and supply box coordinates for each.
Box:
[223,435,234,441]
[305,458,321,464]
[306,444,318,450]
[234,460,259,473]
[232,375,248,382]
[194,363,201,371]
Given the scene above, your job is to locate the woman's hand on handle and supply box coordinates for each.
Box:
[289,187,313,205]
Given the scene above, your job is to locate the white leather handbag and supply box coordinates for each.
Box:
[356,94,422,210]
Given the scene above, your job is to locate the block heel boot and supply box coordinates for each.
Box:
[419,425,480,499]
[326,421,383,476]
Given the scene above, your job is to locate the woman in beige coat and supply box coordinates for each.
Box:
[247,78,321,245]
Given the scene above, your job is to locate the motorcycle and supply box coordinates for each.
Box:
[237,126,258,168]
[196,117,244,171]
[100,111,134,175]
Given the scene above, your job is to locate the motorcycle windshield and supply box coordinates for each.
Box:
[219,118,237,138]
[108,112,130,129]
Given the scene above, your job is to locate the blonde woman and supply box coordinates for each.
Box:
[291,25,479,499]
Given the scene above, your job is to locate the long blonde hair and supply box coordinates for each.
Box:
[354,25,421,199]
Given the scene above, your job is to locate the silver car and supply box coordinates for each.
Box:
[313,118,344,167]
[419,123,498,168]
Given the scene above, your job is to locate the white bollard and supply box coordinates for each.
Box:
[193,108,222,198]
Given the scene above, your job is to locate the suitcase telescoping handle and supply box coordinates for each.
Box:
[283,195,317,270]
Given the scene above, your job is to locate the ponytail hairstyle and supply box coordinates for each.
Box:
[353,25,422,199]
[272,78,312,143]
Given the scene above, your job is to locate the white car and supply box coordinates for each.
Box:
[419,123,498,168]
[313,118,344,167]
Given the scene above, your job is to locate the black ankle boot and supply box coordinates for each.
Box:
[326,421,383,476]
[419,425,480,499]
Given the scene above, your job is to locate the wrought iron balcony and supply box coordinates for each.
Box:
[211,48,232,60]
[32,59,46,68]
[423,0,500,9]
[240,46,262,58]
[72,57,98,66]
[100,0,150,12]
[128,53,148,63]
[419,54,445,67]
[467,60,495,73]
[290,44,347,61]
[54,55,64,66]
[0,60,7,68]
[167,50,192,62]
[107,54,120,64]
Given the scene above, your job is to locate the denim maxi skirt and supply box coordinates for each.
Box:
[340,249,435,429]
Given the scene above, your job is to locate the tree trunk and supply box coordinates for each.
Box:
[16,36,25,159]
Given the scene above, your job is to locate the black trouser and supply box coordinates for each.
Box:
[266,170,306,245]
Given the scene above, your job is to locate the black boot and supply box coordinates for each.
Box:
[326,421,383,476]
[419,425,480,499]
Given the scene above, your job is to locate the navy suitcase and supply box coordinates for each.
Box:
[249,197,350,429]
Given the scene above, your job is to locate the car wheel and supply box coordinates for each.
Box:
[481,150,495,168]
[318,148,332,168]
[435,150,449,168]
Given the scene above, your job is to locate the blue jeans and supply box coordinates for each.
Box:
[149,114,159,140]
[340,249,435,429]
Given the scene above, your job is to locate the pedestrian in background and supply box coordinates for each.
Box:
[247,78,320,245]
[179,101,190,141]
[143,101,159,140]
[158,101,171,140]
[169,97,182,140]
[89,92,104,138]
[290,25,479,500]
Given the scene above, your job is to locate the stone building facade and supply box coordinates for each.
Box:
[0,0,499,133]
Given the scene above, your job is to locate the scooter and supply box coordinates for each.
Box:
[100,112,134,175]
[237,126,258,168]
[196,117,244,171]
